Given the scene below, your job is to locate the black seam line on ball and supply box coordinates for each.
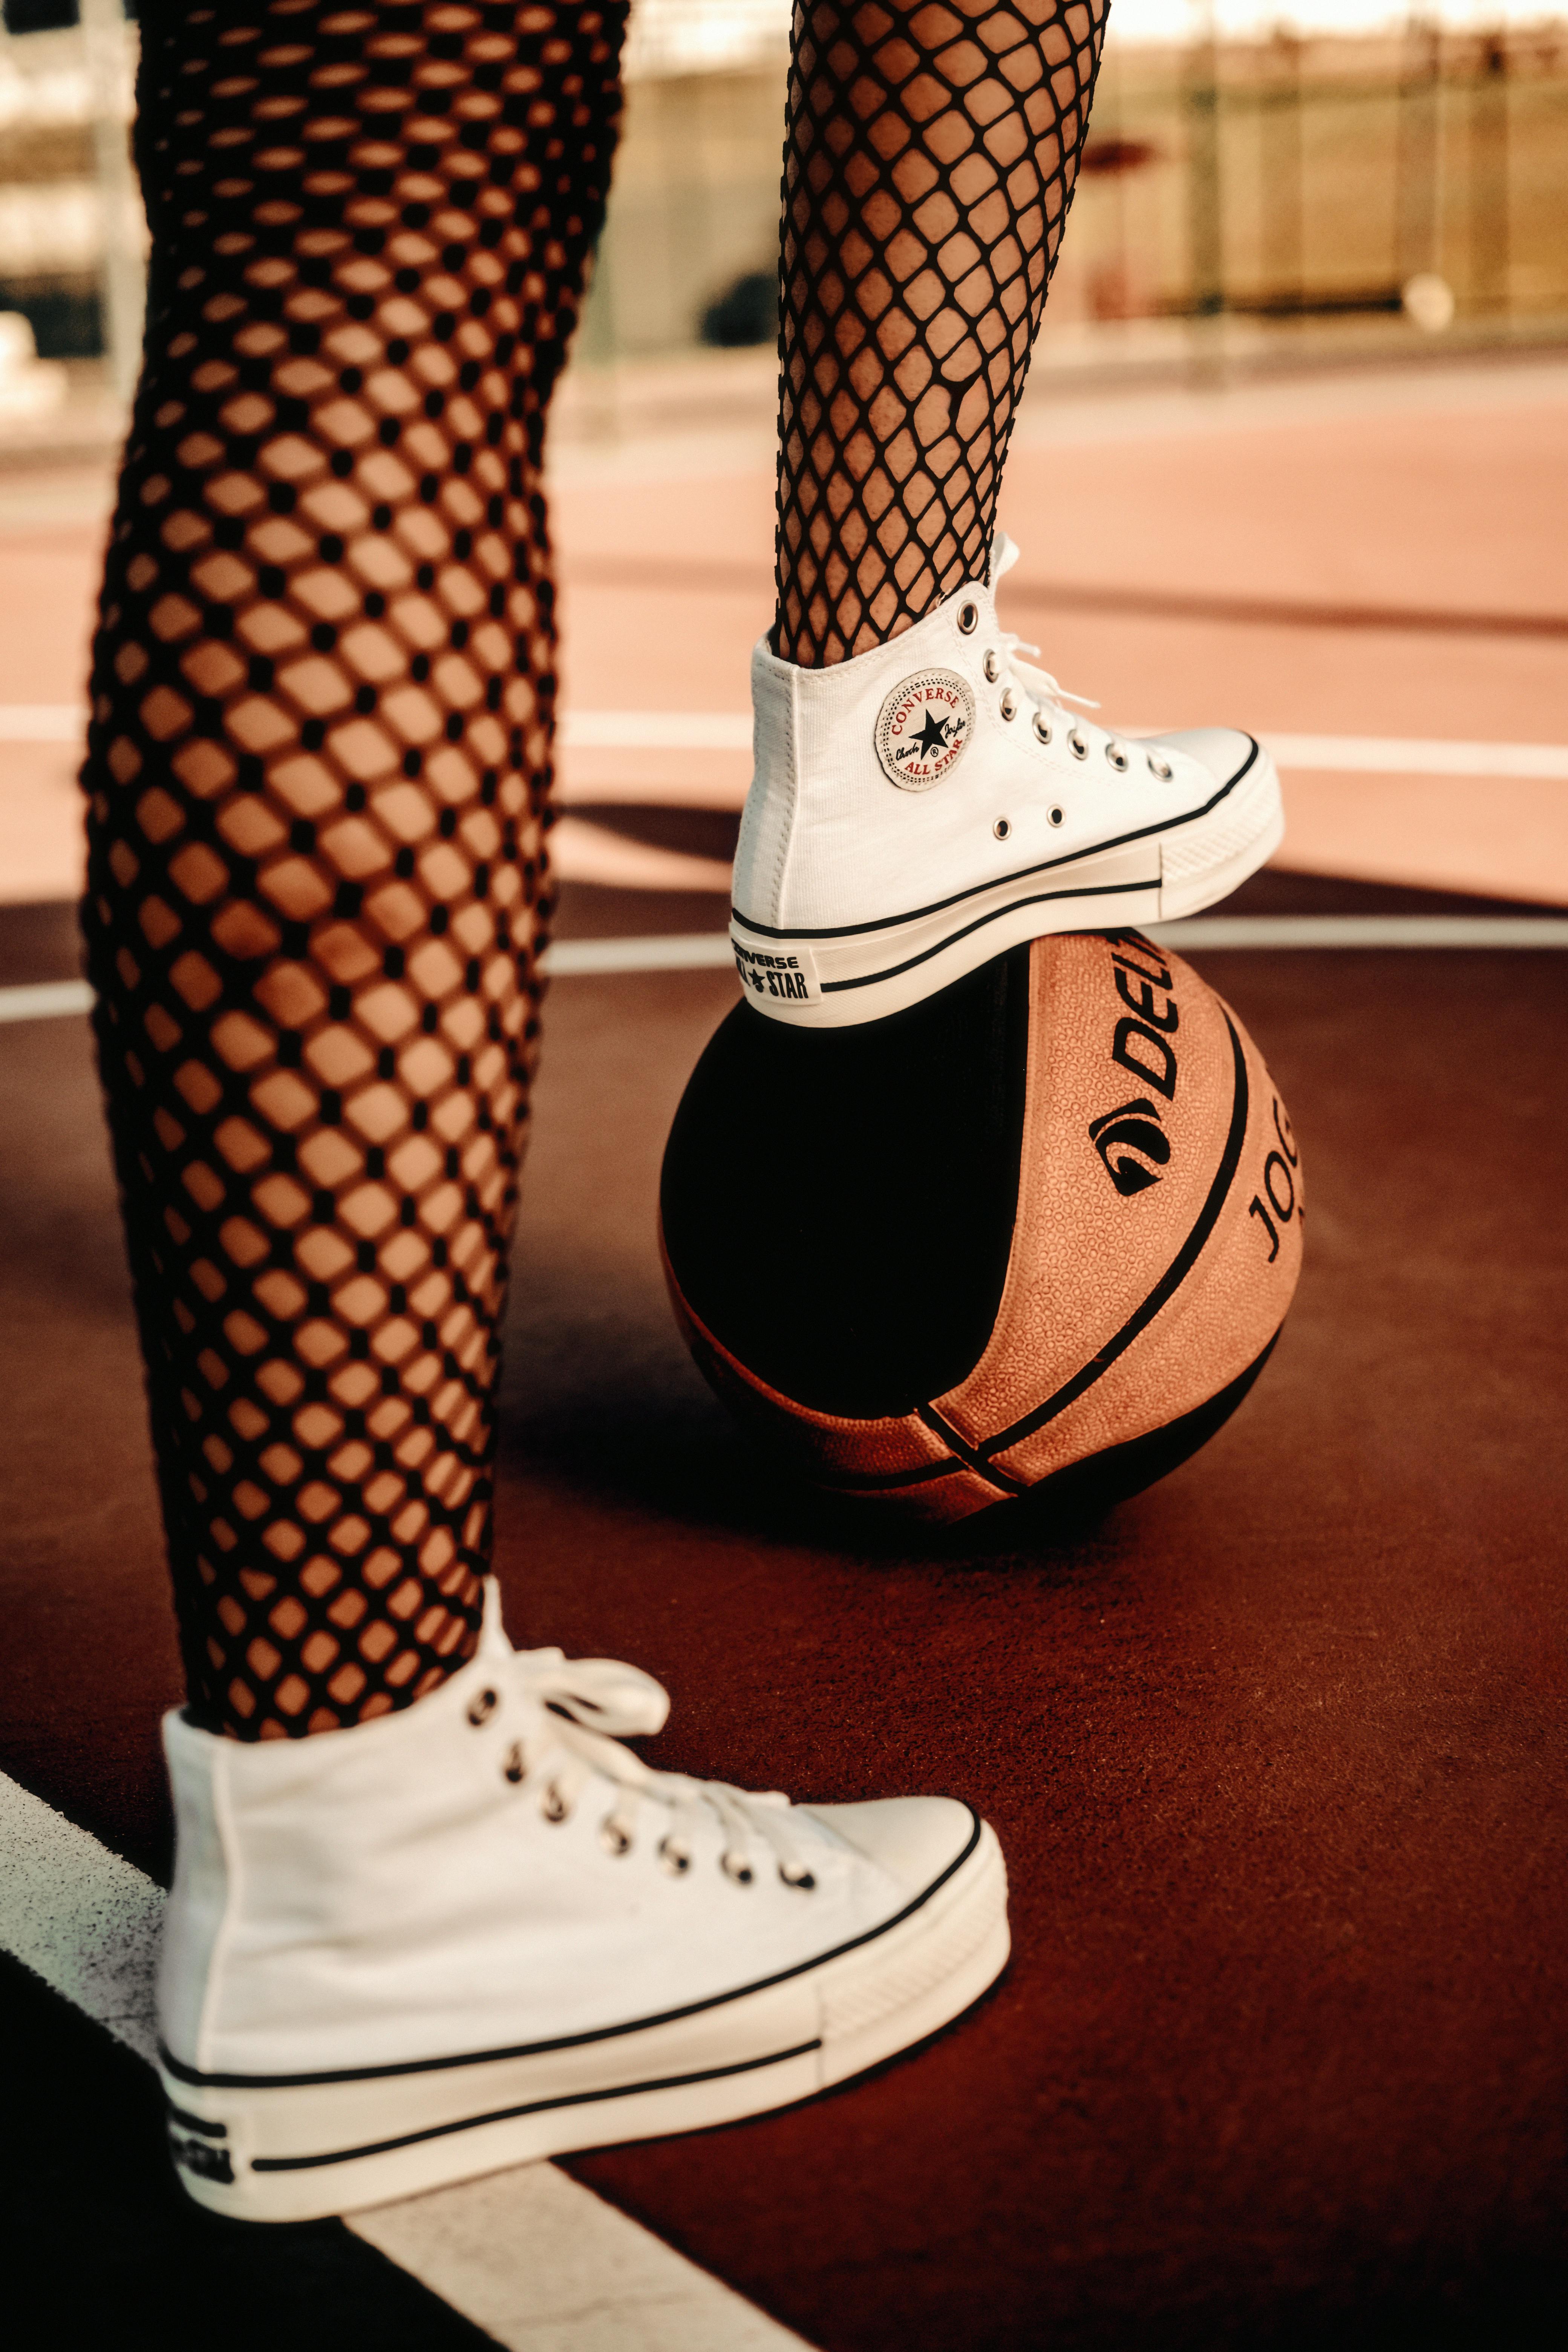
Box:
[915,1405,1029,1495]
[245,2041,825,2173]
[157,1810,983,2090]
[730,740,1258,943]
[820,878,1161,995]
[979,1011,1250,1461]
[808,1455,971,1493]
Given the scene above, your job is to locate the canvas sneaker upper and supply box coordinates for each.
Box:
[732,532,1263,943]
[158,1581,981,2081]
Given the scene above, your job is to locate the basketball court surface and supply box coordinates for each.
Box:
[3,352,1566,2349]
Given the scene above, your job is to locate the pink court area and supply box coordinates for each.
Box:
[2,355,1565,910]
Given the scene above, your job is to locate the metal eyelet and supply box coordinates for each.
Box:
[1148,751,1173,781]
[502,1741,525,1785]
[983,649,1001,684]
[957,600,978,634]
[467,1687,498,1727]
[1106,741,1129,772]
[1032,712,1052,746]
[541,1782,571,1824]
[658,1836,692,1877]
[600,1817,632,1857]
[1068,727,1089,760]
[1049,806,1064,827]
[721,1851,755,1885]
[993,817,1011,841]
[999,688,1018,721]
[778,1860,817,1891]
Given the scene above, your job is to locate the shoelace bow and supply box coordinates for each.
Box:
[506,1647,817,1884]
[1001,633,1101,724]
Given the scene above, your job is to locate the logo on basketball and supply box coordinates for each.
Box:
[874,670,975,791]
[1089,1098,1171,1196]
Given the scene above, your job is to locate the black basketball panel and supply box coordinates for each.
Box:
[660,945,1032,1418]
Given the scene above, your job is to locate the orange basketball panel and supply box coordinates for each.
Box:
[939,933,1303,1491]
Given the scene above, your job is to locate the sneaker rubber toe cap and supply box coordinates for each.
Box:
[1155,724,1257,788]
[807,1795,980,1895]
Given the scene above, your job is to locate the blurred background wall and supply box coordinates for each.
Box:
[589,0,1568,372]
[0,1,1562,430]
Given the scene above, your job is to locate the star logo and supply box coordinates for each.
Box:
[874,669,976,792]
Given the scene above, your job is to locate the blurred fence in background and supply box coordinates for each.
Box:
[587,2,1568,372]
[0,0,1563,430]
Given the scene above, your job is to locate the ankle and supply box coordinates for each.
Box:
[193,1611,482,1744]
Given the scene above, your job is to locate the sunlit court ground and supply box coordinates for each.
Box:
[3,346,1568,2351]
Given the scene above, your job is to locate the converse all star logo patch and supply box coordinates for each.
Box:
[875,670,975,791]
[734,937,821,1004]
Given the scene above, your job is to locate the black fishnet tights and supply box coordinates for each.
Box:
[82,0,626,1738]
[774,0,1108,666]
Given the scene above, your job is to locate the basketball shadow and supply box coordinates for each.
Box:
[495,1332,1275,1576]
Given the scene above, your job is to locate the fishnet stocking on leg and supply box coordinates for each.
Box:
[775,0,1109,665]
[82,1,627,1739]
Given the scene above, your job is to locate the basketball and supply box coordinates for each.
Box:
[660,931,1303,1529]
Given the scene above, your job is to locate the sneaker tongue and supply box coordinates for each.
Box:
[476,1575,513,1658]
[989,530,1020,586]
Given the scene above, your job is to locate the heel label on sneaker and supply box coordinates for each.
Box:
[733,938,821,1005]
[166,2099,237,2184]
[168,2125,236,2184]
[875,671,975,791]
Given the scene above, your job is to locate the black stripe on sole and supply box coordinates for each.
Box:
[819,877,1161,996]
[244,2040,825,2174]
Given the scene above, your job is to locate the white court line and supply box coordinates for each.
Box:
[0,704,87,743]
[1262,734,1568,780]
[558,718,1568,782]
[548,917,1568,959]
[2,916,1567,1030]
[6,705,1568,779]
[0,978,93,1023]
[1146,913,1568,949]
[561,710,752,753]
[0,1768,811,2352]
[547,933,735,976]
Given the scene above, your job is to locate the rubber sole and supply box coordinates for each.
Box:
[161,1819,1009,2222]
[730,742,1284,1029]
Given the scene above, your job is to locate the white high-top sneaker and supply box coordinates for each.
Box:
[158,1582,1008,2221]
[731,534,1283,1026]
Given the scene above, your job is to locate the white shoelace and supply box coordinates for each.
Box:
[503,1647,818,1887]
[1002,635,1100,721]
[1000,634,1171,776]
[985,531,1147,768]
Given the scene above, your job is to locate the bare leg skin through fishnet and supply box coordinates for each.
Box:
[774,0,1108,665]
[83,1,626,1738]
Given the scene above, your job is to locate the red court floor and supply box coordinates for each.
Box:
[5,865,1568,2349]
